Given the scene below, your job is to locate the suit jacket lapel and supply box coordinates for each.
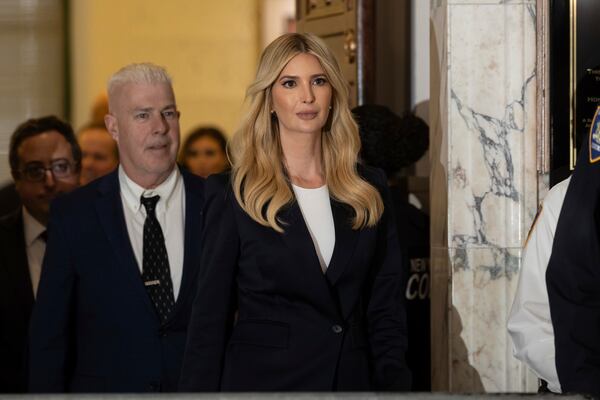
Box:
[325,199,360,286]
[95,171,157,317]
[276,203,338,316]
[279,203,324,277]
[169,170,203,318]
[280,198,361,287]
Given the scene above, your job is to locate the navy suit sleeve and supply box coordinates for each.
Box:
[365,168,412,390]
[179,174,239,392]
[28,202,75,392]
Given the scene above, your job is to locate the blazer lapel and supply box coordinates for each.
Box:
[325,199,360,286]
[95,171,156,317]
[277,203,338,316]
[169,170,203,318]
[279,203,324,277]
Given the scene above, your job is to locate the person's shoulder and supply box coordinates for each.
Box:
[207,170,231,184]
[528,176,571,236]
[543,176,571,211]
[52,171,116,213]
[180,167,206,198]
[205,171,231,189]
[204,171,233,200]
[0,208,21,232]
[357,163,387,187]
[180,167,204,187]
[201,172,236,222]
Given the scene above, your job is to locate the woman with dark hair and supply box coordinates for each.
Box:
[179,33,411,392]
[178,126,229,178]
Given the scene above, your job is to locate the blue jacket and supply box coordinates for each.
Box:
[29,168,204,392]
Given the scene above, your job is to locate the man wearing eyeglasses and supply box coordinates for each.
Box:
[0,115,80,393]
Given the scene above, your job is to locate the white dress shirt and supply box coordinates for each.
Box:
[508,176,571,393]
[119,166,185,300]
[292,184,335,272]
[22,206,46,298]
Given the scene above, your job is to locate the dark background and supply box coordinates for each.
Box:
[551,0,600,185]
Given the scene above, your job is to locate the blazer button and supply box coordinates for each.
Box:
[332,324,343,334]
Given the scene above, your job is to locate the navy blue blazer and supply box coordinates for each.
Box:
[179,166,411,392]
[0,209,33,393]
[28,168,204,393]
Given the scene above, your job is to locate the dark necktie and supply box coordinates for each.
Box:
[141,195,175,323]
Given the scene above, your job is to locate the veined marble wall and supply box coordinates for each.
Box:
[430,0,542,392]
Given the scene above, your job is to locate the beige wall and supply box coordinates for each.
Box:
[71,0,260,138]
[259,0,295,50]
[0,1,65,182]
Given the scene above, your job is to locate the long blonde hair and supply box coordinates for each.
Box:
[230,33,383,232]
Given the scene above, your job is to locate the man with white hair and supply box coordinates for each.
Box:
[28,63,205,393]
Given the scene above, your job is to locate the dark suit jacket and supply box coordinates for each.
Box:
[0,183,21,218]
[28,168,204,393]
[179,166,411,392]
[0,209,33,393]
[547,128,600,395]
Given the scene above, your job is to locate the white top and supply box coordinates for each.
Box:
[292,184,335,272]
[507,176,571,393]
[119,166,185,300]
[22,206,46,298]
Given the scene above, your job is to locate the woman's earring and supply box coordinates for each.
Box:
[328,105,332,110]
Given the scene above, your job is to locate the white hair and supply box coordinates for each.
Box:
[107,63,172,111]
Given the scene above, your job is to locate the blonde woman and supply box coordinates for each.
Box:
[180,33,410,392]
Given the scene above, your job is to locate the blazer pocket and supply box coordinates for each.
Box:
[230,319,289,349]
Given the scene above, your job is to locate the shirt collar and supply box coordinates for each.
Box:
[22,206,46,247]
[119,165,181,214]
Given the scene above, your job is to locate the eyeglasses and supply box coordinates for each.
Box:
[16,159,77,182]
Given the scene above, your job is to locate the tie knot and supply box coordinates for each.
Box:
[141,195,160,216]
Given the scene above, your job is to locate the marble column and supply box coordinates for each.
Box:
[430,0,543,392]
